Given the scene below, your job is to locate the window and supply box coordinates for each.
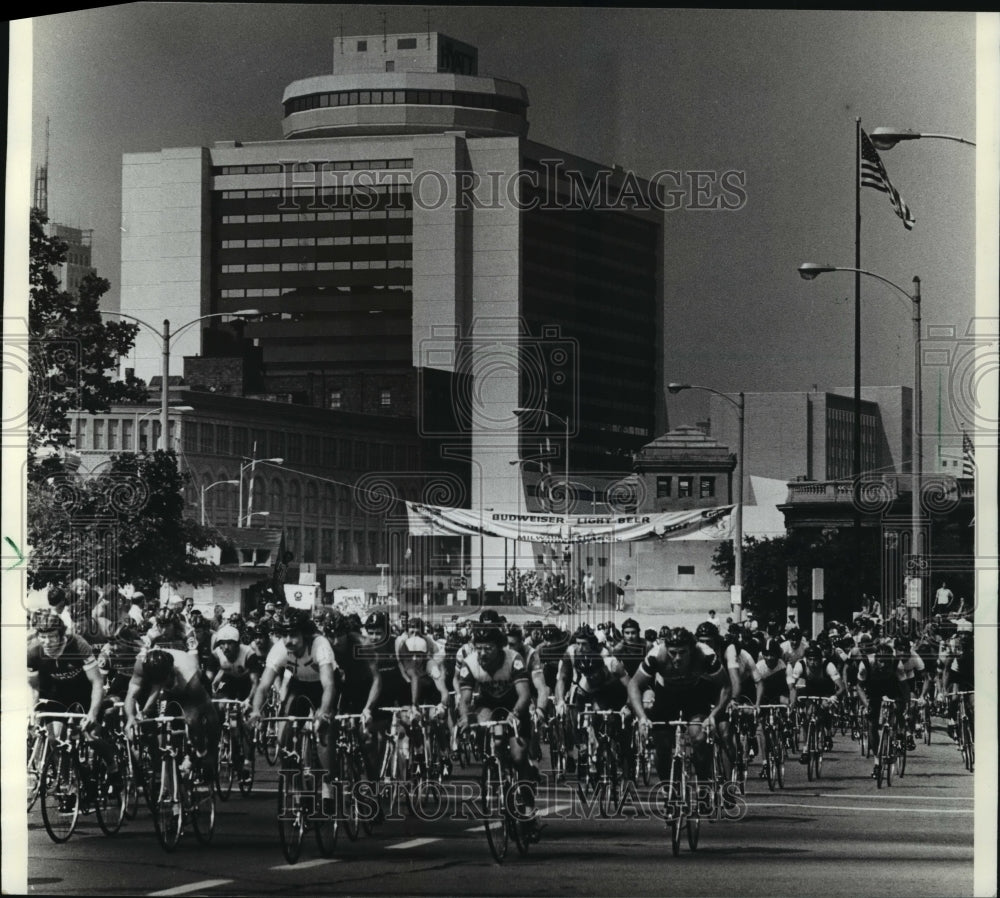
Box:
[397,37,416,49]
[93,419,105,450]
[122,419,133,451]
[329,390,343,410]
[678,477,693,498]
[356,40,367,51]
[699,477,715,498]
[380,389,392,408]
[305,482,319,515]
[656,476,672,498]
[288,480,301,513]
[321,528,335,564]
[678,565,695,576]
[385,61,394,72]
[108,419,119,450]
[74,418,88,449]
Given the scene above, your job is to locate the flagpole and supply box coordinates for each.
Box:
[853,117,863,611]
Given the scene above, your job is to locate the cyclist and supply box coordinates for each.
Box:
[211,623,262,782]
[752,639,790,777]
[123,646,220,782]
[505,625,550,762]
[789,644,845,762]
[857,642,907,775]
[534,623,575,772]
[145,607,198,654]
[456,623,541,835]
[328,614,381,778]
[628,626,731,793]
[610,618,646,678]
[941,631,973,740]
[893,635,929,750]
[28,610,121,783]
[397,631,452,768]
[780,627,808,667]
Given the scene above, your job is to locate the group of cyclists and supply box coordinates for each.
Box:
[27,582,975,850]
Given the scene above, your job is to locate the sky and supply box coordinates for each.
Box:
[18,6,995,458]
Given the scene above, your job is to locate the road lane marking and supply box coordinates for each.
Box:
[149,881,233,896]
[817,793,974,801]
[387,837,441,849]
[750,801,972,814]
[271,859,341,870]
[538,803,574,816]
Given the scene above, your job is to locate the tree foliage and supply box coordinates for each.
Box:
[28,207,146,479]
[28,450,221,594]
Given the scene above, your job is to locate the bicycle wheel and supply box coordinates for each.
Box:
[188,768,216,845]
[28,730,48,812]
[238,731,256,795]
[811,744,822,780]
[666,759,684,857]
[859,716,869,757]
[119,737,140,821]
[278,766,307,864]
[215,728,235,801]
[764,731,777,792]
[775,737,786,789]
[508,773,532,857]
[896,736,907,778]
[961,719,974,772]
[686,782,701,851]
[597,746,615,817]
[805,724,816,782]
[264,717,280,766]
[152,759,183,852]
[482,760,508,863]
[340,750,362,841]
[922,704,932,745]
[94,756,126,836]
[40,749,80,843]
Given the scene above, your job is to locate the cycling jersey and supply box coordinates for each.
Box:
[264,634,337,683]
[571,654,628,707]
[753,656,790,701]
[459,647,529,711]
[28,634,99,708]
[535,637,571,691]
[896,650,925,683]
[789,659,842,697]
[780,639,809,667]
[610,639,646,677]
[725,644,757,695]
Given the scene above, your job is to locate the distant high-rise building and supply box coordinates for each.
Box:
[120,31,665,595]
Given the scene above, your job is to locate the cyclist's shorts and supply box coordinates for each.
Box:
[283,678,324,713]
[216,673,253,702]
[650,680,718,724]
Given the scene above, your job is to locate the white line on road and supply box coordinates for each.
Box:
[538,803,574,817]
[750,801,973,814]
[817,793,974,801]
[387,837,441,849]
[271,859,342,870]
[149,880,234,896]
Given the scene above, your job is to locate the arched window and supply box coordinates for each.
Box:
[305,482,319,516]
[288,480,302,514]
[323,484,336,517]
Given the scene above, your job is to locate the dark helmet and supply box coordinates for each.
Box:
[479,609,500,624]
[621,618,640,633]
[541,624,562,641]
[573,624,595,642]
[892,636,911,653]
[658,624,673,640]
[762,639,782,658]
[662,627,696,648]
[472,624,506,648]
[574,650,602,676]
[804,645,824,662]
[786,627,802,641]
[365,612,389,633]
[34,609,67,634]
[142,648,175,683]
[272,607,315,637]
[695,622,720,642]
[644,629,657,642]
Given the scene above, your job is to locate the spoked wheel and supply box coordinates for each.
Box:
[597,748,618,818]
[775,740,785,789]
[666,760,684,857]
[238,737,256,795]
[264,719,280,767]
[121,743,140,821]
[216,730,235,801]
[188,770,216,845]
[93,756,126,836]
[509,777,532,857]
[482,761,509,863]
[278,767,308,864]
[27,731,47,813]
[764,734,778,792]
[40,750,80,843]
[859,719,869,757]
[805,728,816,782]
[152,760,183,852]
[961,721,974,772]
[342,753,362,841]
[811,748,822,780]
[896,739,907,778]
[922,706,932,745]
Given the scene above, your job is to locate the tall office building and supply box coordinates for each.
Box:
[120,32,664,594]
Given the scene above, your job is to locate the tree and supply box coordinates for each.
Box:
[711,535,792,621]
[28,449,221,594]
[28,207,146,480]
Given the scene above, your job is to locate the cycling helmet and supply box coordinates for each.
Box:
[272,607,315,636]
[479,609,500,624]
[786,627,802,641]
[695,622,720,641]
[34,610,67,634]
[621,618,640,633]
[762,639,782,658]
[658,624,673,640]
[892,636,911,653]
[471,624,506,647]
[264,603,277,614]
[662,627,696,648]
[541,624,562,641]
[215,624,241,644]
[364,612,389,633]
[644,629,657,642]
[804,645,824,661]
[142,648,175,683]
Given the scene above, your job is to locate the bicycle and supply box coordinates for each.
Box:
[27,712,51,812]
[758,705,788,791]
[36,709,126,842]
[408,704,451,813]
[213,698,254,799]
[578,708,628,817]
[376,706,419,816]
[728,703,758,796]
[106,699,141,821]
[797,696,834,781]
[953,690,974,772]
[333,713,371,840]
[651,719,702,857]
[265,704,338,864]
[255,684,281,766]
[873,697,902,789]
[138,710,216,851]
[469,713,535,863]
[543,704,570,781]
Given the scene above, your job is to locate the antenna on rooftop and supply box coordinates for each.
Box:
[380,10,387,51]
[425,8,431,47]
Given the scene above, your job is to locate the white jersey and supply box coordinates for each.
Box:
[265,634,337,682]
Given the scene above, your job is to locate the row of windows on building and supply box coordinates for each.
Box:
[73,416,417,470]
[283,89,526,118]
[221,235,412,248]
[220,260,413,273]
[213,160,413,176]
[656,475,717,499]
[220,209,413,225]
[218,186,410,202]
[193,474,381,522]
[218,285,411,298]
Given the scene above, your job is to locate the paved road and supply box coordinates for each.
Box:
[22,721,975,896]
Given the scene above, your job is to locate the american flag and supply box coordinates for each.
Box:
[860,129,915,230]
[962,430,975,478]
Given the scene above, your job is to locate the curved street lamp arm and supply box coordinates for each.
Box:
[102,309,163,339]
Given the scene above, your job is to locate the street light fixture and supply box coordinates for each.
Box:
[869,127,976,150]
[797,263,923,621]
[667,382,745,622]
[200,479,239,526]
[238,455,284,527]
[104,309,260,451]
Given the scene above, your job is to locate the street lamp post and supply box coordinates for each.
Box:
[133,405,192,451]
[509,455,554,607]
[668,383,745,622]
[869,127,976,150]
[200,479,239,526]
[104,309,260,450]
[237,454,284,527]
[798,263,923,622]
